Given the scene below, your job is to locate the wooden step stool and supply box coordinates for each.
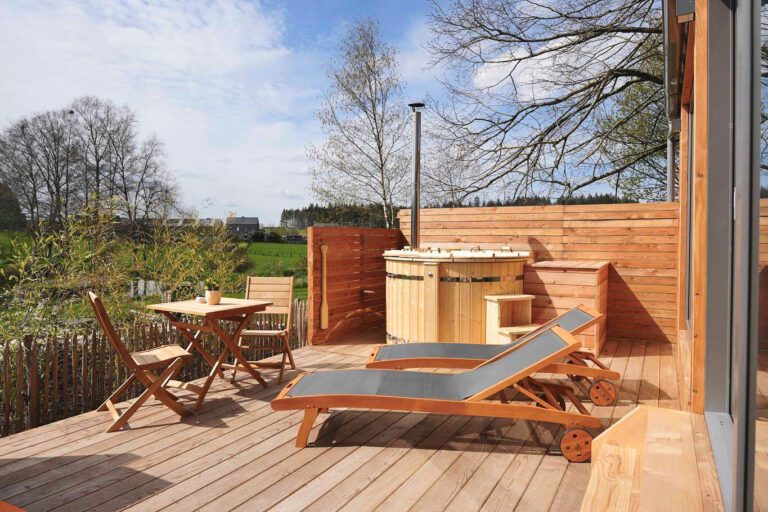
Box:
[484,294,538,344]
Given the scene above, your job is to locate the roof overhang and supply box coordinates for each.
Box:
[663,0,686,130]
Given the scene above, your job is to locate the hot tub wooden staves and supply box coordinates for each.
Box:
[384,248,529,344]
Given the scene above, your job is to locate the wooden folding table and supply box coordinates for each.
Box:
[147,298,272,410]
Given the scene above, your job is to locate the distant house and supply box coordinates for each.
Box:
[227,217,261,240]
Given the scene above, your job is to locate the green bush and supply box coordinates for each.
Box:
[0,208,246,340]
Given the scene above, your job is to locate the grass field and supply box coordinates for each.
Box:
[238,242,308,299]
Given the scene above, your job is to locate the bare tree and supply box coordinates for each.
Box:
[0,111,75,226]
[0,121,43,223]
[0,97,179,228]
[422,118,486,206]
[107,106,138,220]
[428,0,666,201]
[73,96,114,208]
[308,18,411,228]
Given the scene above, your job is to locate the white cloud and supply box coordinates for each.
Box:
[0,1,444,224]
[0,0,322,224]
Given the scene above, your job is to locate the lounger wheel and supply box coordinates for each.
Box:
[560,428,593,463]
[589,380,617,406]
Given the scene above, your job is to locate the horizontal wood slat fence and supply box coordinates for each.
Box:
[308,227,405,344]
[399,203,679,343]
[0,299,307,437]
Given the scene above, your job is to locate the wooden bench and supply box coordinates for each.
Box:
[580,405,721,511]
[484,294,537,344]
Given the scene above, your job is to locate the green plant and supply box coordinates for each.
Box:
[0,203,131,339]
[137,216,243,300]
[0,207,251,345]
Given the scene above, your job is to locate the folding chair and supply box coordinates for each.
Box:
[87,292,197,432]
[273,326,607,462]
[231,276,296,383]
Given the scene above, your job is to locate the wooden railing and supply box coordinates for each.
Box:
[0,298,308,437]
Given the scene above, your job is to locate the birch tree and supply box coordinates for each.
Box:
[308,18,411,228]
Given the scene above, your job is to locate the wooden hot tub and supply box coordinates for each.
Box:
[384,248,529,344]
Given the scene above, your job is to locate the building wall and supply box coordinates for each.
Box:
[676,0,710,413]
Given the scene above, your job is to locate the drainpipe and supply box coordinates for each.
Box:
[667,133,675,202]
[408,101,425,249]
[666,119,680,201]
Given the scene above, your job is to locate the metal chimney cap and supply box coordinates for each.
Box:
[408,101,425,111]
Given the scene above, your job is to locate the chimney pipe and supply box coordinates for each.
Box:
[409,101,425,249]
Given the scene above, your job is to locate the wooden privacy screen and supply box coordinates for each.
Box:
[308,227,406,344]
[399,203,679,343]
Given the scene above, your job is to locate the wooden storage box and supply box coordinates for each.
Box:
[523,260,609,354]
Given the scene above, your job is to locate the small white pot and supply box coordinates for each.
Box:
[205,290,222,305]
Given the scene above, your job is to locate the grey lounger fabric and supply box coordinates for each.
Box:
[374,343,509,362]
[373,306,595,362]
[287,329,568,400]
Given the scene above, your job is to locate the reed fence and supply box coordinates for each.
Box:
[0,298,308,437]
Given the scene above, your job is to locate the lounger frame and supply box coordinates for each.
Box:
[365,305,617,380]
[272,326,603,449]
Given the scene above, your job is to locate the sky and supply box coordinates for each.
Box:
[0,0,442,225]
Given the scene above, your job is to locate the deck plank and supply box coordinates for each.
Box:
[0,350,341,501]
[302,414,450,511]
[0,338,721,512]
[195,410,381,512]
[516,341,624,512]
[338,415,472,512]
[546,340,621,512]
[410,417,522,512]
[374,416,495,512]
[232,411,409,511]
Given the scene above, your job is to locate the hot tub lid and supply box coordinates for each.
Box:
[383,247,529,262]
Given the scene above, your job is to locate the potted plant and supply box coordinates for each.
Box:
[204,280,222,305]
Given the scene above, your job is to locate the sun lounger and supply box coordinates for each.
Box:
[272,326,604,462]
[366,305,618,406]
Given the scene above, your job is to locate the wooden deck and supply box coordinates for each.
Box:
[0,339,723,512]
